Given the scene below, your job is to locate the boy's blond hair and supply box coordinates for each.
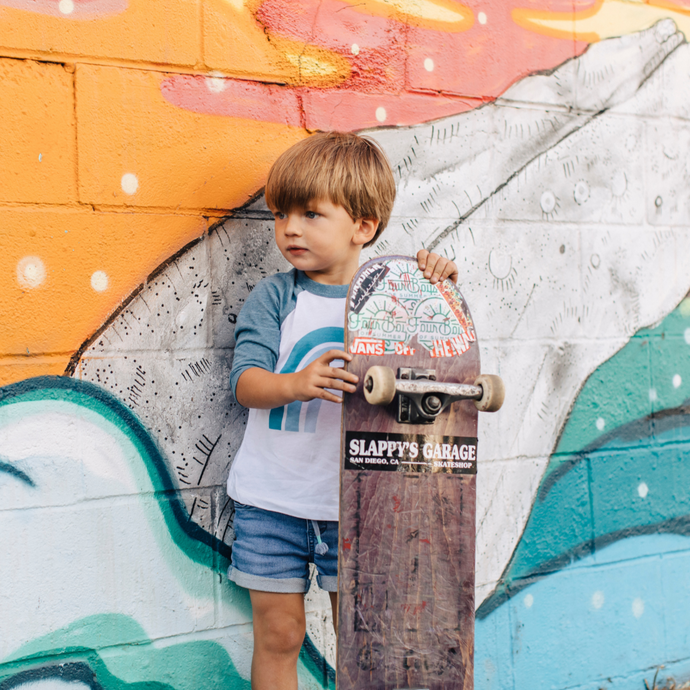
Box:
[265,132,396,247]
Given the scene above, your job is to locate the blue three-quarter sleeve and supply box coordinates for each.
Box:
[229,270,298,402]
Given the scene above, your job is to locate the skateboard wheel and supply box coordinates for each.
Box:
[363,366,396,406]
[474,374,505,412]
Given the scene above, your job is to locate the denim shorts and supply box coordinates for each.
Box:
[228,501,339,593]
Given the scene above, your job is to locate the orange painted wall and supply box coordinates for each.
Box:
[2,0,690,386]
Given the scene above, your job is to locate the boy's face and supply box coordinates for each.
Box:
[272,198,377,285]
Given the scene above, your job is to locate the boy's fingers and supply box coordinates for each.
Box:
[322,349,352,363]
[324,377,357,393]
[319,388,345,403]
[418,250,458,283]
[417,248,429,271]
[327,366,358,383]
[423,252,443,282]
[441,262,459,283]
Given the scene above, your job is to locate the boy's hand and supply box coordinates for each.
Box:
[235,352,359,409]
[288,350,358,404]
[417,249,458,284]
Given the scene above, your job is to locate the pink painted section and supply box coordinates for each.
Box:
[162,0,590,130]
[0,0,127,19]
[160,76,304,127]
[257,0,582,99]
[161,74,480,131]
[301,89,480,130]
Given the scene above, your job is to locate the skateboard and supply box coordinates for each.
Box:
[337,255,503,690]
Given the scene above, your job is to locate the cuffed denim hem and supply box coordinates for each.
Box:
[318,574,338,592]
[228,566,309,593]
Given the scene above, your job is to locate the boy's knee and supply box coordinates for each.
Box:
[257,611,305,656]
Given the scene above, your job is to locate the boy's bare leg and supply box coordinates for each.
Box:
[249,590,306,690]
[329,591,338,633]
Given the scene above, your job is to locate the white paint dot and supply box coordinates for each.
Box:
[632,597,645,618]
[38,153,43,162]
[478,11,487,24]
[524,594,534,608]
[673,374,682,389]
[91,271,109,292]
[424,58,434,72]
[17,256,46,290]
[59,0,74,14]
[351,44,360,56]
[685,328,690,345]
[375,107,387,123]
[205,72,226,93]
[121,173,139,195]
[540,190,556,214]
[596,417,606,431]
[649,388,658,402]
[591,591,605,609]
[638,482,649,499]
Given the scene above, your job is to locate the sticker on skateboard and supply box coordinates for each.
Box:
[347,257,477,357]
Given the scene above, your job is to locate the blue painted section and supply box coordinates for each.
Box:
[476,302,690,689]
[476,535,690,690]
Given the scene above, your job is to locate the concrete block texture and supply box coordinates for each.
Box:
[3,3,690,690]
[0,0,200,66]
[0,58,75,204]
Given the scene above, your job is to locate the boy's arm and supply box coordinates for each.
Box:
[417,249,459,284]
[235,350,358,409]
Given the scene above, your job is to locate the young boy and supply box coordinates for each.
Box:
[226,132,458,689]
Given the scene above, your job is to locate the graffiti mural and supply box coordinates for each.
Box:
[2,1,690,689]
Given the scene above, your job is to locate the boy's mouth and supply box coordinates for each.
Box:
[287,245,307,255]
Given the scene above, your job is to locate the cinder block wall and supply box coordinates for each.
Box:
[2,3,690,689]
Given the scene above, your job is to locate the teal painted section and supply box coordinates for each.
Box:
[479,300,690,617]
[475,300,690,689]
[0,377,334,690]
[5,302,690,690]
[0,376,228,572]
[1,615,249,690]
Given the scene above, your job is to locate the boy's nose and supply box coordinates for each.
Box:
[285,215,302,235]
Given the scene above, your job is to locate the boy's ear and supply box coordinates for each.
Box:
[353,218,379,246]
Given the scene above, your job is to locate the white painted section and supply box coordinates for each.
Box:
[66,21,690,672]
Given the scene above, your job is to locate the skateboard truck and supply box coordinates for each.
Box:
[364,366,504,423]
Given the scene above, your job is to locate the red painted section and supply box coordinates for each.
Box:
[162,75,480,130]
[0,0,127,18]
[301,88,481,130]
[162,0,592,130]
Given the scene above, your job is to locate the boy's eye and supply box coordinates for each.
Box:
[274,211,286,220]
[305,211,318,219]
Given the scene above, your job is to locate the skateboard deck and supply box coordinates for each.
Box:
[337,255,488,690]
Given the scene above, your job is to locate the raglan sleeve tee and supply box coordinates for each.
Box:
[227,269,348,521]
